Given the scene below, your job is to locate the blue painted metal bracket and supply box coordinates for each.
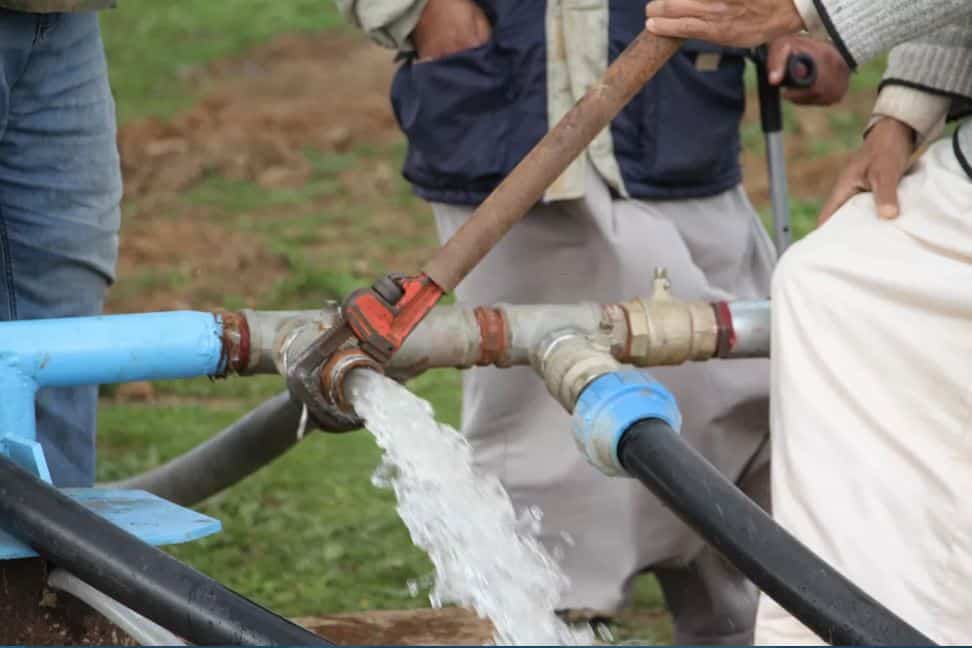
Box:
[0,488,222,560]
[0,438,51,483]
[0,311,227,558]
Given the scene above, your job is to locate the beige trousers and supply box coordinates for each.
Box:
[433,164,775,644]
[757,139,972,645]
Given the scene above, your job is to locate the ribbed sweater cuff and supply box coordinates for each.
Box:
[881,43,972,103]
[811,0,968,68]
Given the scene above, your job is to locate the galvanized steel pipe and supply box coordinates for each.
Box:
[116,297,769,504]
[724,301,772,359]
[244,299,770,379]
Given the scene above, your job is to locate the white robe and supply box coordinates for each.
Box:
[757,138,972,645]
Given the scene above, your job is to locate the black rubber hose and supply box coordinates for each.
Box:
[115,391,309,506]
[617,419,934,646]
[0,454,332,646]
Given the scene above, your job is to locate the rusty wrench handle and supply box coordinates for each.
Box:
[423,32,683,292]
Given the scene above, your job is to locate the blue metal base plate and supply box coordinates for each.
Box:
[0,488,221,560]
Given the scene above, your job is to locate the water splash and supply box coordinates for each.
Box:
[346,369,593,645]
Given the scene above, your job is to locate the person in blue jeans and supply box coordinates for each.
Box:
[0,5,121,487]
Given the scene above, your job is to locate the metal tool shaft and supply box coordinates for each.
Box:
[766,131,792,251]
[755,47,816,254]
[423,32,683,292]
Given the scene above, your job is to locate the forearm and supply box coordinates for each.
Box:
[868,86,951,145]
[335,0,428,51]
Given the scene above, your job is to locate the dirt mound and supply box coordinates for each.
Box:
[113,216,287,312]
[119,34,399,200]
[109,33,402,313]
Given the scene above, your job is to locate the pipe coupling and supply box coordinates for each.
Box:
[573,370,682,476]
[320,349,383,419]
[532,331,620,414]
[620,269,719,366]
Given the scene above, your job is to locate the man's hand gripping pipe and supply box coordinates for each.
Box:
[286,31,684,427]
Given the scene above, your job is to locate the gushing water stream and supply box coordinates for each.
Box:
[346,369,593,645]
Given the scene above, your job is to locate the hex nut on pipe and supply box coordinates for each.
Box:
[621,272,719,366]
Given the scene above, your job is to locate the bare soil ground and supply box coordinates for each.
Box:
[110,34,408,312]
[119,35,398,201]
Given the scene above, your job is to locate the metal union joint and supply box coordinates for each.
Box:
[319,349,382,415]
[283,310,364,434]
[532,330,621,414]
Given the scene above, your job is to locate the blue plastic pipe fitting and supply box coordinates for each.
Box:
[572,369,681,477]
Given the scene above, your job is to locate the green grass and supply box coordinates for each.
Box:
[98,369,463,615]
[100,1,345,121]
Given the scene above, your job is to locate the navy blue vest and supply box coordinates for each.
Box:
[391,1,745,205]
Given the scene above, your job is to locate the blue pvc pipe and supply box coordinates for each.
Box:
[0,311,225,388]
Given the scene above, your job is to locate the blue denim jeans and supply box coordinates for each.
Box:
[0,10,121,487]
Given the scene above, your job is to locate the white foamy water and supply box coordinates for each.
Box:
[346,369,593,645]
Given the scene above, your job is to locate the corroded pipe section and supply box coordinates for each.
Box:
[320,349,382,415]
[239,295,769,379]
[219,311,252,375]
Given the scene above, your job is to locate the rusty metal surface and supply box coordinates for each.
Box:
[601,303,631,360]
[423,32,683,292]
[474,307,507,367]
[320,349,382,414]
[219,311,251,375]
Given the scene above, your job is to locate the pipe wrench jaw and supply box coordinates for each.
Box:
[284,274,443,431]
[343,273,445,366]
[285,321,363,433]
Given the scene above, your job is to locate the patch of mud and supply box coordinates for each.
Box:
[0,559,135,646]
[111,217,287,312]
[119,34,398,200]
